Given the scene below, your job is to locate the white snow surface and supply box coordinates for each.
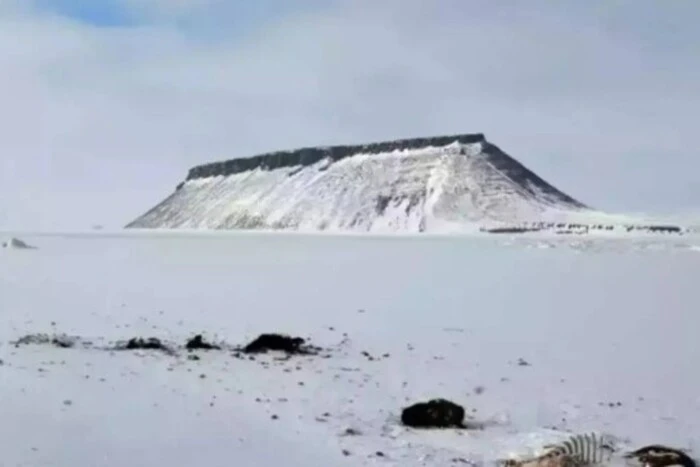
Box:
[127,141,622,232]
[2,230,700,466]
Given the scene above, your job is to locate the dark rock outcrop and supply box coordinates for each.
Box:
[401,398,467,429]
[241,333,319,355]
[185,134,486,180]
[124,337,165,350]
[115,337,175,355]
[185,334,221,350]
[624,445,696,467]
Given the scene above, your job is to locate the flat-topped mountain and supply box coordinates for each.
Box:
[125,134,683,234]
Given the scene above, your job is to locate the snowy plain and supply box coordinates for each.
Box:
[2,230,700,466]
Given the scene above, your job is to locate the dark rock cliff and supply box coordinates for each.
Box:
[184,134,486,180]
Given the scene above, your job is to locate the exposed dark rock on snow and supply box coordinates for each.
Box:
[12,333,81,348]
[184,134,486,180]
[484,227,544,234]
[114,337,175,355]
[185,334,221,350]
[2,237,37,249]
[624,445,696,467]
[482,222,687,235]
[401,398,467,429]
[241,333,320,355]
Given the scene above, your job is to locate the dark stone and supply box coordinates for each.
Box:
[52,337,75,348]
[185,334,220,351]
[401,398,466,429]
[124,337,165,350]
[241,333,319,355]
[116,337,174,355]
[624,445,696,467]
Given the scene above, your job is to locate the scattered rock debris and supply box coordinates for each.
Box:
[241,333,321,355]
[599,401,623,408]
[401,398,468,429]
[185,334,221,351]
[4,327,697,465]
[12,333,80,349]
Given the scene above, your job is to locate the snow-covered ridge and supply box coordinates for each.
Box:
[125,134,683,234]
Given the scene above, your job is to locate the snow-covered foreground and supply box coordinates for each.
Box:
[1,231,700,466]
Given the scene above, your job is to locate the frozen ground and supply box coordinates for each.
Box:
[1,231,700,466]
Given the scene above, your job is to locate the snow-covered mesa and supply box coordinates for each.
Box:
[127,134,684,233]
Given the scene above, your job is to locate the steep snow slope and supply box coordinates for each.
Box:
[2,231,700,466]
[127,134,602,232]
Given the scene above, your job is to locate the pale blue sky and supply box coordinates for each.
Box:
[30,0,338,32]
[33,0,130,26]
[1,0,699,229]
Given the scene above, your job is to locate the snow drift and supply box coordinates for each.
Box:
[125,133,681,233]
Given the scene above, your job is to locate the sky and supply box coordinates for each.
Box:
[1,0,699,229]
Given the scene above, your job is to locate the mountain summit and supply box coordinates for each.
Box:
[125,133,612,232]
